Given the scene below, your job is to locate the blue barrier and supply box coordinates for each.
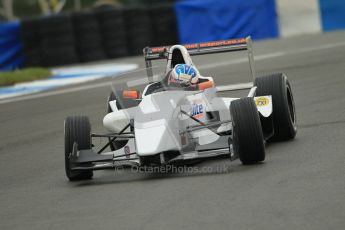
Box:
[175,0,279,43]
[0,21,24,71]
[320,0,345,31]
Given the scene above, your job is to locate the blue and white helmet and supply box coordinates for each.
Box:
[170,64,199,85]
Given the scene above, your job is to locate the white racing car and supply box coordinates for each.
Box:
[64,37,297,181]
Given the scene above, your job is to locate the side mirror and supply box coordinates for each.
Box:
[122,90,140,99]
[198,80,214,90]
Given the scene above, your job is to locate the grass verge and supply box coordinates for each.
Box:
[0,68,51,87]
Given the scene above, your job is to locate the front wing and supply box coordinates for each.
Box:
[69,135,233,172]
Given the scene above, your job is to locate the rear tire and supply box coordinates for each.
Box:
[230,98,265,164]
[64,116,93,181]
[254,73,297,140]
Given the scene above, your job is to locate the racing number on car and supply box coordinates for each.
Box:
[255,97,269,107]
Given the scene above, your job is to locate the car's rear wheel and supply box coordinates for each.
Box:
[254,73,297,141]
[64,116,93,181]
[230,98,265,165]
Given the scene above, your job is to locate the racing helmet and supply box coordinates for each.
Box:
[169,64,199,86]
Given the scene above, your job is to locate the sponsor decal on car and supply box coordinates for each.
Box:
[255,97,269,106]
[199,38,246,48]
[191,103,204,118]
[124,146,130,159]
[149,38,247,54]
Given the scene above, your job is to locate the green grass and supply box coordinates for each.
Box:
[0,68,52,87]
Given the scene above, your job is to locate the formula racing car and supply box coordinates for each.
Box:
[64,37,297,181]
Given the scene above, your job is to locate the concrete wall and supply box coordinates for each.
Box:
[277,0,321,37]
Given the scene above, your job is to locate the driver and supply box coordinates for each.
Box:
[168,64,200,88]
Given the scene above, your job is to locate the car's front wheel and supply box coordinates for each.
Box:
[230,98,265,165]
[64,116,93,181]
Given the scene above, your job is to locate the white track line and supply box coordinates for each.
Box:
[1,41,345,105]
[0,81,111,104]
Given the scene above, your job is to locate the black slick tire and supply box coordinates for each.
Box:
[64,116,93,181]
[230,98,265,164]
[254,73,297,141]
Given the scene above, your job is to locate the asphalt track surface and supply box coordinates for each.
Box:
[1,32,345,230]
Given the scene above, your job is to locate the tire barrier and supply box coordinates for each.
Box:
[73,11,106,62]
[38,14,79,67]
[20,18,42,67]
[124,6,153,55]
[96,8,129,58]
[150,4,178,46]
[19,4,179,67]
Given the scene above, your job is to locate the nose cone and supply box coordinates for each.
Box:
[135,123,180,156]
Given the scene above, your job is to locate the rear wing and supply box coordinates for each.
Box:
[143,36,256,80]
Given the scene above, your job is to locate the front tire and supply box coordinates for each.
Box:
[64,116,93,181]
[230,98,265,165]
[254,73,297,141]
